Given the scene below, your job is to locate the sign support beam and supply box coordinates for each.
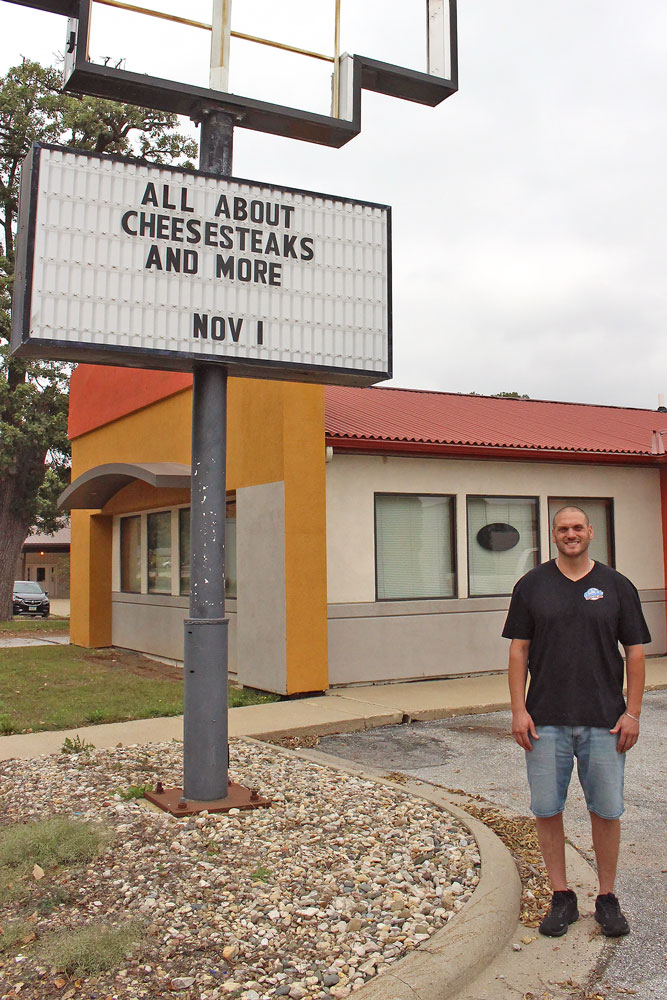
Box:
[182,109,234,802]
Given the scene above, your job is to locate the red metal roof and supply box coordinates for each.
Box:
[324,386,667,459]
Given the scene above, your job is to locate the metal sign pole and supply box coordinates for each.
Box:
[182,109,234,801]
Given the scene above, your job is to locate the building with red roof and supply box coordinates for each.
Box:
[64,370,667,692]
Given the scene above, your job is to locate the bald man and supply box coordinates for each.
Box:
[503,506,649,937]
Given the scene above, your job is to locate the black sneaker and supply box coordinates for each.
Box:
[595,893,630,936]
[538,889,579,937]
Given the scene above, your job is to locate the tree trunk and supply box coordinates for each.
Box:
[0,471,37,620]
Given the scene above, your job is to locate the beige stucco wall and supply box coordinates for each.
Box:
[111,593,238,676]
[325,454,664,602]
[325,453,665,685]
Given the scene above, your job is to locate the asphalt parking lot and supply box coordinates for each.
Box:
[319,688,667,1000]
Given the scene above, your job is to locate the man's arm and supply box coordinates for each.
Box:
[508,638,538,750]
[610,643,645,753]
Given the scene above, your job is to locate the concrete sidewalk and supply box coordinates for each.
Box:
[2,657,665,761]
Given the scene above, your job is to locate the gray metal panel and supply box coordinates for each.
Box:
[59,462,191,510]
[236,482,287,694]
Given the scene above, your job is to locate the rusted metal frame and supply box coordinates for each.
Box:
[145,780,271,816]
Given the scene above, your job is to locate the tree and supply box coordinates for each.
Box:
[0,59,197,619]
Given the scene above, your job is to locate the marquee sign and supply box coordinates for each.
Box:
[11,143,392,386]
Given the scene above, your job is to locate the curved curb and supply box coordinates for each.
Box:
[247,740,522,1000]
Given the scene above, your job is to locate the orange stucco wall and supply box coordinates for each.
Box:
[68,365,191,441]
[69,510,112,648]
[71,388,193,479]
[226,379,328,693]
[69,371,328,692]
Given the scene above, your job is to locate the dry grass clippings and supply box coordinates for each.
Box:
[270,734,321,750]
[455,802,553,926]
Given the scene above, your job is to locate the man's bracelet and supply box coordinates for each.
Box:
[624,711,640,723]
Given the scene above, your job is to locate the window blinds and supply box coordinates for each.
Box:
[376,494,455,599]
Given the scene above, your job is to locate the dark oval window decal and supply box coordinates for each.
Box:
[477,522,520,552]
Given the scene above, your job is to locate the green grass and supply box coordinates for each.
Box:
[0,646,183,733]
[0,617,69,634]
[0,645,277,733]
[228,684,277,709]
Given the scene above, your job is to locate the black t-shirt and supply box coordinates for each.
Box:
[502,560,651,727]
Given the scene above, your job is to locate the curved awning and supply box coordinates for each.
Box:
[58,463,191,510]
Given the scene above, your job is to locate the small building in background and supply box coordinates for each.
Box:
[17,523,71,599]
[63,368,667,693]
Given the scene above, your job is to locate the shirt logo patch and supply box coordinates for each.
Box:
[584,587,604,601]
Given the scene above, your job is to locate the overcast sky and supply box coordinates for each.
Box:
[2,1,666,409]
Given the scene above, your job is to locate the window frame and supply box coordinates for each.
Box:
[547,496,615,568]
[119,514,142,594]
[466,494,541,598]
[117,500,236,598]
[374,491,457,602]
[178,505,191,597]
[146,508,173,595]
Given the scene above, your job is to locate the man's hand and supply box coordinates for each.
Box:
[512,709,538,751]
[610,713,639,753]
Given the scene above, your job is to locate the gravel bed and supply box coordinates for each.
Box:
[0,739,480,1000]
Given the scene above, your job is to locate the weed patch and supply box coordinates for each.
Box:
[36,885,73,914]
[0,918,35,955]
[61,734,96,755]
[250,864,272,882]
[0,712,17,735]
[35,919,145,976]
[0,816,111,871]
[116,783,153,801]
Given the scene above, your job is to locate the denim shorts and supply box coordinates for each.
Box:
[525,726,625,820]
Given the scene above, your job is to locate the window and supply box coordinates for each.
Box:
[375,494,456,600]
[467,496,539,596]
[548,497,614,566]
[177,500,237,598]
[120,516,141,593]
[179,508,190,596]
[225,499,237,598]
[147,511,171,594]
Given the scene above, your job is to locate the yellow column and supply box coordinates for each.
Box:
[70,510,113,648]
[282,384,329,693]
[228,379,329,693]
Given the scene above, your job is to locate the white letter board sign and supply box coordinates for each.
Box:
[11,144,392,386]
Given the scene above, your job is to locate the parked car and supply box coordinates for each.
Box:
[13,581,50,618]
